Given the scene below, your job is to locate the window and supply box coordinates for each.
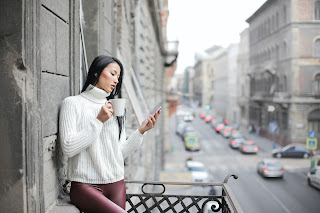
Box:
[283,6,287,24]
[313,73,320,94]
[282,42,287,59]
[308,109,320,133]
[283,75,287,92]
[315,1,320,20]
[314,39,320,57]
[275,75,280,92]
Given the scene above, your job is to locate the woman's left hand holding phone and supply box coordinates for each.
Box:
[96,102,113,123]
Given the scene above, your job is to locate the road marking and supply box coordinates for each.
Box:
[256,178,292,213]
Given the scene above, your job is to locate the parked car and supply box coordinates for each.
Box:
[272,144,315,158]
[307,166,320,190]
[176,122,187,137]
[230,137,246,149]
[257,158,284,178]
[186,160,209,183]
[239,141,258,154]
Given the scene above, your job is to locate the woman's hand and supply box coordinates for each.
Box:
[96,102,113,123]
[138,108,161,134]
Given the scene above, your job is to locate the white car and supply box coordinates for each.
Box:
[308,166,320,190]
[186,160,209,183]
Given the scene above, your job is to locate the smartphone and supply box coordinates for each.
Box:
[153,107,161,117]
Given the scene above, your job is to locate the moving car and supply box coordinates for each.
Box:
[215,123,225,134]
[257,158,284,178]
[239,141,258,154]
[204,115,212,123]
[272,144,315,158]
[307,166,320,190]
[211,117,223,129]
[186,160,209,183]
[221,126,232,138]
[176,110,194,122]
[231,130,243,140]
[230,137,246,149]
[183,111,194,122]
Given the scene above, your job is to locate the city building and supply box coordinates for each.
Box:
[193,48,218,108]
[246,0,320,147]
[210,44,239,123]
[0,0,176,212]
[237,28,251,127]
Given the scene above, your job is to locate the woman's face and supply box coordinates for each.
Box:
[95,62,121,93]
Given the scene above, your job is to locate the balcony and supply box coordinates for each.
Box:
[125,174,243,213]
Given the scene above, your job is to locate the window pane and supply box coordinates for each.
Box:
[314,39,320,57]
[315,1,320,20]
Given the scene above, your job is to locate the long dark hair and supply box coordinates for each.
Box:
[82,55,125,140]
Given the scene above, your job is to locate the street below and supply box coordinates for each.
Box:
[163,110,320,213]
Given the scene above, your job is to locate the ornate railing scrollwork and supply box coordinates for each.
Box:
[125,174,244,213]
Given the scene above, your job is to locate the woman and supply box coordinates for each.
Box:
[59,55,161,213]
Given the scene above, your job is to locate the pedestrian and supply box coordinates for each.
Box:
[59,55,161,213]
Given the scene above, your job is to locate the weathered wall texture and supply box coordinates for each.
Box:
[0,0,167,212]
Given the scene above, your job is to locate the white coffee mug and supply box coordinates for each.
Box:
[110,99,126,116]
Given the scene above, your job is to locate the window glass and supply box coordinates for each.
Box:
[314,39,320,57]
[315,1,320,20]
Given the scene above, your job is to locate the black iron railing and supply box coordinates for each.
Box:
[125,174,243,213]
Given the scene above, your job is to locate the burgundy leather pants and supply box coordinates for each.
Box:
[70,180,127,213]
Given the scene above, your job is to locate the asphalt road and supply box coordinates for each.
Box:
[164,111,320,213]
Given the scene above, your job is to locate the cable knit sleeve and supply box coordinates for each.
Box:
[119,129,144,159]
[59,97,103,158]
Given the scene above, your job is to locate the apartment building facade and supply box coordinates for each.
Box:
[247,0,320,146]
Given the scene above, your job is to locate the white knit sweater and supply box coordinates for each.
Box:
[59,86,144,184]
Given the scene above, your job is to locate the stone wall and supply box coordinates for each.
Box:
[0,0,167,212]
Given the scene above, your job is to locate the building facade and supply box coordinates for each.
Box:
[237,28,251,127]
[193,51,216,108]
[247,0,320,147]
[0,0,172,212]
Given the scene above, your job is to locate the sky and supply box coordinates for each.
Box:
[167,0,267,74]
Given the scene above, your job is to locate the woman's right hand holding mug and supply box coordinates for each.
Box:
[96,102,113,123]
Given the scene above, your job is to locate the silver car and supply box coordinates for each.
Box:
[230,137,246,149]
[257,159,284,178]
[239,141,258,154]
